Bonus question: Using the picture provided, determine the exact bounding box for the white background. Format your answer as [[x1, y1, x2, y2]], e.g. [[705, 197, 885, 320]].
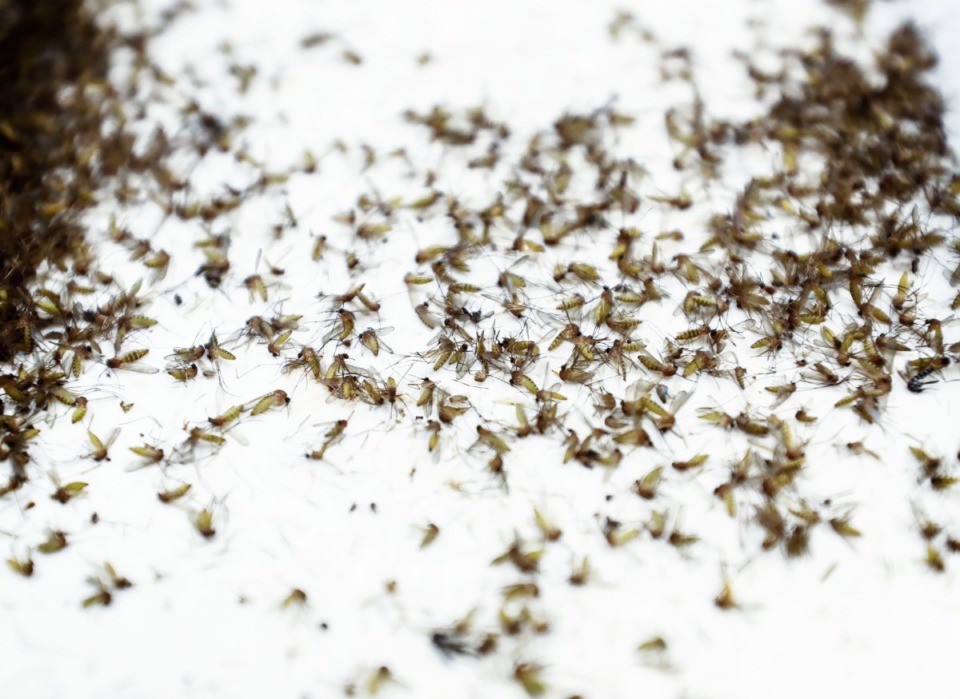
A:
[[2, 1, 960, 698]]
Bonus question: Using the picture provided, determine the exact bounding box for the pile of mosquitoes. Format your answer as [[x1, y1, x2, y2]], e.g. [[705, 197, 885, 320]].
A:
[[2, 0, 959, 695]]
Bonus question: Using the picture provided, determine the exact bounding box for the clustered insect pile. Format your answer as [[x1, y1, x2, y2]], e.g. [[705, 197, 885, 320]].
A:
[[1, 0, 958, 696]]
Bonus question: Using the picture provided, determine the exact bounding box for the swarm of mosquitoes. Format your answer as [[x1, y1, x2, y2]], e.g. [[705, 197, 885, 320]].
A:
[[2, 0, 959, 695]]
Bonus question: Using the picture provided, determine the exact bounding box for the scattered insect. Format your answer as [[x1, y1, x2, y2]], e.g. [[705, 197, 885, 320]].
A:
[[205, 332, 236, 363], [420, 523, 441, 548], [6, 556, 34, 577], [82, 562, 133, 607], [167, 363, 199, 382], [249, 390, 290, 416], [194, 508, 217, 538], [431, 630, 474, 658], [158, 483, 192, 504], [37, 531, 69, 555], [86, 428, 120, 462], [363, 665, 397, 695], [359, 327, 394, 356], [282, 588, 308, 608], [513, 662, 547, 697], [51, 478, 88, 504], [209, 404, 245, 429], [283, 346, 322, 380], [106, 349, 157, 373], [128, 443, 165, 468], [533, 509, 562, 542], [714, 579, 738, 610], [308, 419, 348, 461]]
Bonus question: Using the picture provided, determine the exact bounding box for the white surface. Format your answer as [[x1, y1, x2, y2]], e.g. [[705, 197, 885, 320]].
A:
[[2, 1, 960, 698]]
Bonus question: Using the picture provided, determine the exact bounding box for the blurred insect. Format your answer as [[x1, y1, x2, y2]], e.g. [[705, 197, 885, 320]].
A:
[[311, 234, 328, 261], [6, 556, 34, 577], [415, 302, 442, 330], [420, 523, 441, 549], [567, 556, 591, 587], [533, 509, 562, 541], [714, 579, 738, 610], [910, 445, 957, 491], [158, 483, 192, 504], [492, 536, 542, 573], [472, 426, 511, 454], [672, 453, 708, 472], [86, 428, 119, 462], [37, 531, 68, 554], [430, 628, 476, 657], [564, 429, 623, 469], [764, 381, 797, 406], [194, 507, 217, 538], [634, 466, 664, 499], [926, 544, 946, 572], [734, 411, 770, 437], [423, 420, 442, 454], [602, 514, 640, 546], [637, 385, 690, 432], [243, 274, 269, 303], [128, 442, 165, 467], [82, 562, 133, 608], [50, 473, 88, 504], [613, 422, 652, 447], [404, 272, 433, 287], [308, 419, 348, 460], [143, 249, 170, 281]]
